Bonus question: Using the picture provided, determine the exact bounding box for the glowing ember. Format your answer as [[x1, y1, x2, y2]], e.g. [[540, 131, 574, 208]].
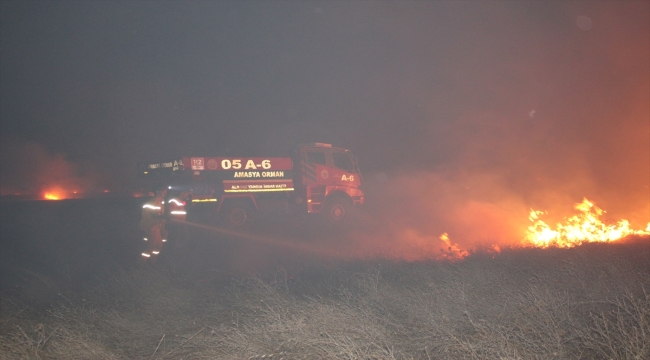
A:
[[526, 198, 650, 248]]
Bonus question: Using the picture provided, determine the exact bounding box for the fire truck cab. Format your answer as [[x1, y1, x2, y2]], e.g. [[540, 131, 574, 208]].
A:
[[138, 143, 364, 227]]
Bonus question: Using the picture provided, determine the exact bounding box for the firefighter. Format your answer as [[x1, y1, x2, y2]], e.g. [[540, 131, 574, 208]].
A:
[[165, 189, 191, 250], [139, 186, 168, 262], [165, 190, 188, 222]]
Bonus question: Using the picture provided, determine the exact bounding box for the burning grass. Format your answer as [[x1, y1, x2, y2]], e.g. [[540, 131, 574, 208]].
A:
[[1, 237, 649, 359], [526, 198, 650, 248]]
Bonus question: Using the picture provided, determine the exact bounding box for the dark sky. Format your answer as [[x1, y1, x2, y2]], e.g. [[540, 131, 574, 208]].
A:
[[1, 1, 648, 234]]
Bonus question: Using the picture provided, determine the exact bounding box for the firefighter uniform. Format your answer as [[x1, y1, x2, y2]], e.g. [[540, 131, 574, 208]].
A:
[[139, 189, 167, 261], [166, 193, 188, 222], [164, 192, 190, 250]]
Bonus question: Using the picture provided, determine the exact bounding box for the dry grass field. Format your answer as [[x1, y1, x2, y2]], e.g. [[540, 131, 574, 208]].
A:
[[1, 199, 648, 359], [2, 239, 649, 359]]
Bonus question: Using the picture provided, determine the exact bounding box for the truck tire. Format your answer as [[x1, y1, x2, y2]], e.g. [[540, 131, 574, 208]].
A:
[[323, 196, 352, 223], [221, 202, 254, 228]]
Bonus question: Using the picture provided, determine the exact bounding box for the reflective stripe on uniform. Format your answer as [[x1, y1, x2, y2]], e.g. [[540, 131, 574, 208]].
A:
[[141, 253, 151, 258]]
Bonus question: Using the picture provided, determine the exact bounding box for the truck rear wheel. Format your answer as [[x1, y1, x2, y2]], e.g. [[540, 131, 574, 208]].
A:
[[221, 202, 254, 228], [323, 196, 352, 223]]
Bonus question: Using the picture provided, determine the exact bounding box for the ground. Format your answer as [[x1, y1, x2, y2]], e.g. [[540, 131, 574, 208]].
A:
[[1, 198, 648, 359]]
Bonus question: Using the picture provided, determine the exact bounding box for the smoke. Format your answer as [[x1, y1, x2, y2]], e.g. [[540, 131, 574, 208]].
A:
[[336, 1, 650, 259], [0, 137, 105, 197], [333, 171, 527, 260]]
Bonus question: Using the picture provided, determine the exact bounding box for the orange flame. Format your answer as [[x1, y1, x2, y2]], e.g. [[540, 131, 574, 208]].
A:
[[42, 187, 68, 200], [439, 232, 470, 259], [44, 193, 61, 200], [525, 198, 650, 248]]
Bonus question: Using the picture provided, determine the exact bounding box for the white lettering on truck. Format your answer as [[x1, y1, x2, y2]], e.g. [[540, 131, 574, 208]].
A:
[[233, 171, 284, 178], [221, 159, 272, 170]]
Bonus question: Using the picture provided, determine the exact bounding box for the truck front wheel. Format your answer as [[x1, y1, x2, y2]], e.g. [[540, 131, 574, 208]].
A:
[[323, 196, 352, 223]]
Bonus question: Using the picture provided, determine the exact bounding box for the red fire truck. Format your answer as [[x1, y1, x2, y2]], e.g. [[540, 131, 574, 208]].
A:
[[138, 143, 364, 227]]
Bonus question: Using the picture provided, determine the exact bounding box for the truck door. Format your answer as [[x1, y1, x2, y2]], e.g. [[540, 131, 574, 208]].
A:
[[297, 144, 363, 213], [330, 150, 361, 187], [299, 149, 327, 213]]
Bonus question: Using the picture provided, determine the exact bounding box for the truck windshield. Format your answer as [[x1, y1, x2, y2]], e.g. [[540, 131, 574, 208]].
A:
[[332, 151, 358, 173]]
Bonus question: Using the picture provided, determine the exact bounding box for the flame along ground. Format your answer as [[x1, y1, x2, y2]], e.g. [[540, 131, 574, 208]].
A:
[[438, 198, 650, 258], [37, 191, 650, 258], [525, 198, 650, 248], [41, 188, 111, 200], [438, 232, 470, 259], [42, 188, 68, 200], [43, 193, 61, 200], [42, 188, 78, 200]]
